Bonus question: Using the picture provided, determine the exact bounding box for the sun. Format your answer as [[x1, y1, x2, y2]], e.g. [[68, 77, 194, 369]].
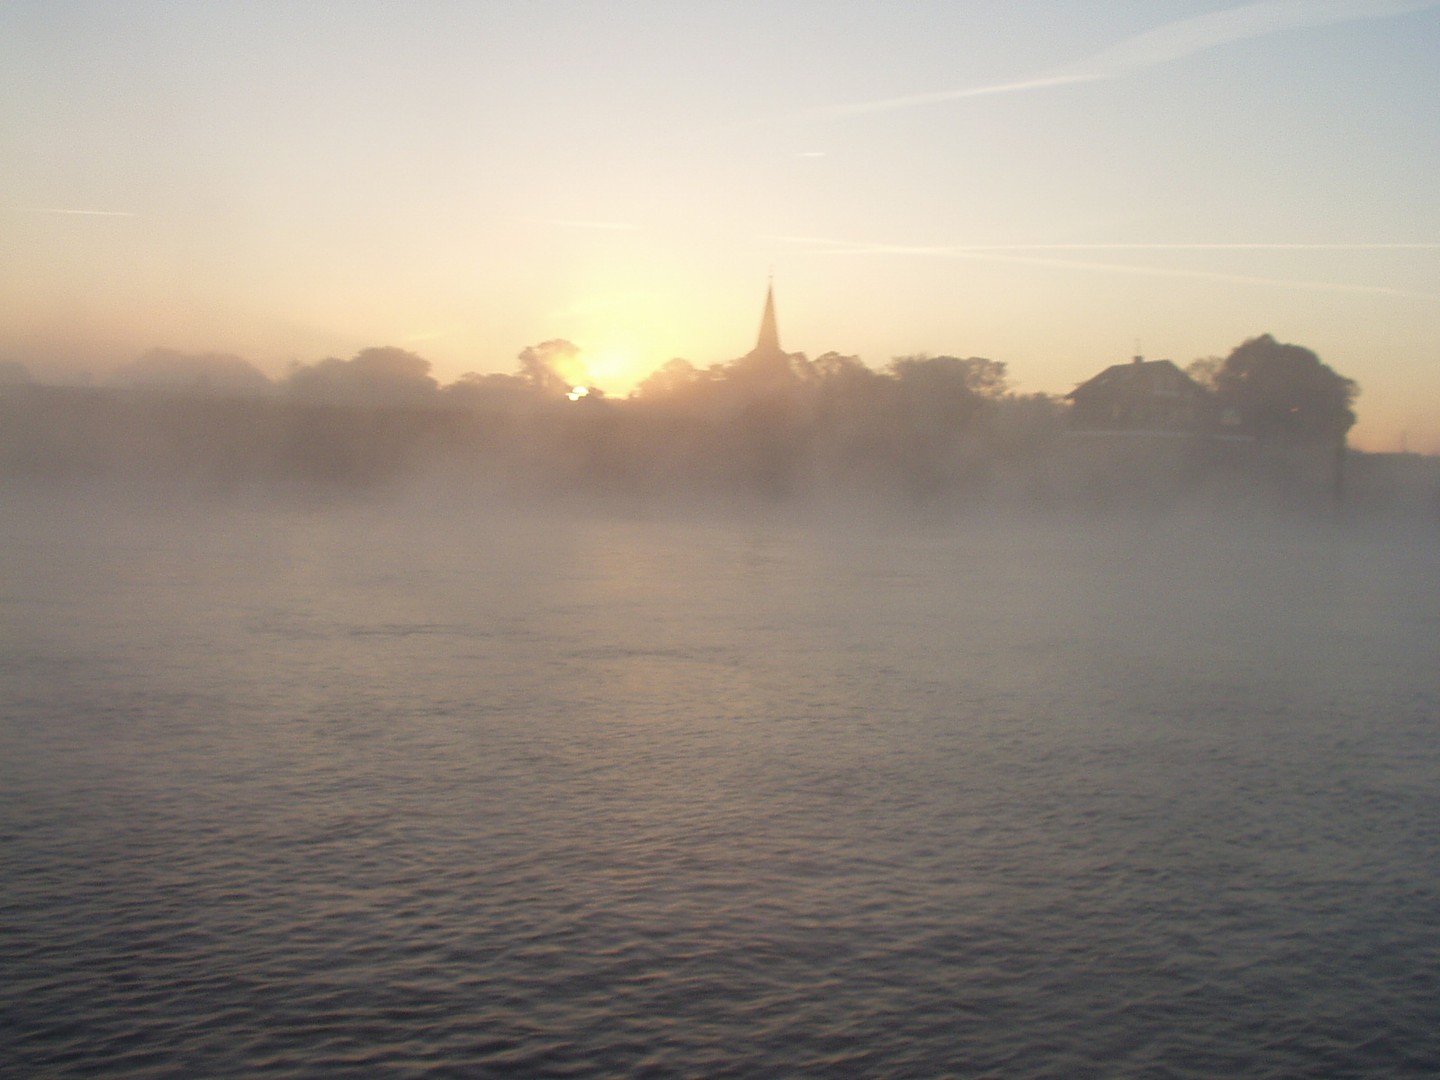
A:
[[578, 343, 653, 397]]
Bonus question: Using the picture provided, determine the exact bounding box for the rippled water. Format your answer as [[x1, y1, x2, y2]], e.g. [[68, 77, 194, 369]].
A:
[[3, 490, 1439, 1077]]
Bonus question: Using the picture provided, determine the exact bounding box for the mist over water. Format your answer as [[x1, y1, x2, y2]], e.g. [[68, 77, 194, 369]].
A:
[[4, 486, 1439, 1077], [8, 1, 1440, 1067]]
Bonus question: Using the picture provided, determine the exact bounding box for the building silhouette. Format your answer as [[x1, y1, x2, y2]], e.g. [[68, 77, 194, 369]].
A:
[[753, 279, 782, 359], [729, 280, 798, 392], [1067, 355, 1214, 434]]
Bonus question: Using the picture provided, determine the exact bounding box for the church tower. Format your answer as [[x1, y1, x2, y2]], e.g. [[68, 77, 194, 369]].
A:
[[738, 278, 790, 370], [733, 279, 793, 387], [755, 279, 782, 357]]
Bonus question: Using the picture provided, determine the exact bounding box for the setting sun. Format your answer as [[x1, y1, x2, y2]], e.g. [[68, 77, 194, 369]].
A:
[[572, 342, 653, 398]]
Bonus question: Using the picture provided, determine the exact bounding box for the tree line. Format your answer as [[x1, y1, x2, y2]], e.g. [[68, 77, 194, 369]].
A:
[[0, 334, 1374, 507]]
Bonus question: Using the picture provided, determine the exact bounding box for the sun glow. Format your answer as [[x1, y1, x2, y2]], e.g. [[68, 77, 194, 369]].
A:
[[566, 385, 590, 401], [550, 286, 697, 397], [577, 343, 653, 397]]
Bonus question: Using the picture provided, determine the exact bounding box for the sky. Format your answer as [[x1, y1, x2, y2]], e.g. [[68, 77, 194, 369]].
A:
[[3, 0, 1438, 451]]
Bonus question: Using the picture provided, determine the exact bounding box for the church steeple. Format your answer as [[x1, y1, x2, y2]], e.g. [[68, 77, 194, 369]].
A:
[[755, 279, 781, 356]]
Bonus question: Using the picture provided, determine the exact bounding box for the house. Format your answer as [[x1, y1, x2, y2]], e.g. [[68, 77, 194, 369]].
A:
[[1066, 356, 1214, 434]]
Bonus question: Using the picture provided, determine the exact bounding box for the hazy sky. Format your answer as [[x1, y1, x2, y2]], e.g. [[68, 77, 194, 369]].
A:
[[4, 0, 1438, 449]]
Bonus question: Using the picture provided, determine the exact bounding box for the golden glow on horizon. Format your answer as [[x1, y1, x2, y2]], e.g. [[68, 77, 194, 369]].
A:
[[4, 4, 1440, 452], [578, 344, 648, 396]]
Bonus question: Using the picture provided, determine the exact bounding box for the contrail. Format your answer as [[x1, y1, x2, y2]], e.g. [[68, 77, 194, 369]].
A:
[[776, 234, 1434, 298], [780, 239, 1440, 252], [545, 219, 639, 231], [18, 207, 137, 217], [798, 0, 1440, 118]]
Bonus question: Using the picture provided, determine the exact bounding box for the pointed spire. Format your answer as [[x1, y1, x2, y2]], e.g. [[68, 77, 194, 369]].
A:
[[755, 278, 781, 356]]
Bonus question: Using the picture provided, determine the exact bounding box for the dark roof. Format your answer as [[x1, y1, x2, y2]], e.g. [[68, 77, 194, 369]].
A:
[[1067, 358, 1205, 401]]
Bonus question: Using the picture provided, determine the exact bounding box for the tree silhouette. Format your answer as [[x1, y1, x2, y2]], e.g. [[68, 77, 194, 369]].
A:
[[443, 371, 532, 411], [1213, 335, 1357, 444], [113, 349, 273, 396], [0, 358, 35, 385], [633, 358, 708, 404], [287, 346, 438, 406], [517, 339, 585, 398], [888, 355, 1007, 429]]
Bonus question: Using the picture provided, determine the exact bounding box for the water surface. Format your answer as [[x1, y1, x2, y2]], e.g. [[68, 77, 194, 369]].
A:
[[3, 492, 1438, 1077]]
